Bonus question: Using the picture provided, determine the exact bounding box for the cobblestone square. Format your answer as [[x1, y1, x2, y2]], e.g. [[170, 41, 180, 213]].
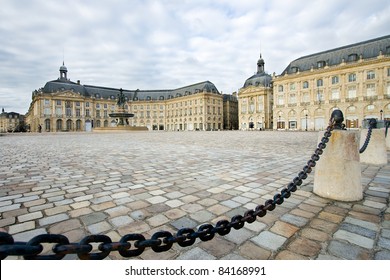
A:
[[0, 131, 389, 260]]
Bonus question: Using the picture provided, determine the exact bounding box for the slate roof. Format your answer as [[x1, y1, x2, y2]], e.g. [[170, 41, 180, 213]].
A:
[[281, 34, 390, 75], [39, 67, 220, 101]]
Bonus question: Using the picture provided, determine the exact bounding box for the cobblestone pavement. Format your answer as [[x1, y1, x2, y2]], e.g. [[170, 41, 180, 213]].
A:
[[0, 131, 389, 260]]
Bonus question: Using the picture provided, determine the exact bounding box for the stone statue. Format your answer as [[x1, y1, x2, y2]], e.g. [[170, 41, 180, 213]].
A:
[[117, 88, 126, 109]]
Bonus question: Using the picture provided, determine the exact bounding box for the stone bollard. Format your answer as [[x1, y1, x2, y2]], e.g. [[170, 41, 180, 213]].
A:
[[360, 129, 388, 165], [385, 128, 390, 151], [313, 110, 362, 201]]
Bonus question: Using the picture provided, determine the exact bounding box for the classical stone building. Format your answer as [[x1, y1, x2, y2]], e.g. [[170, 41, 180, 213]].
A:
[[238, 54, 273, 130], [25, 63, 226, 132], [222, 93, 238, 130], [272, 35, 390, 130], [0, 108, 25, 133]]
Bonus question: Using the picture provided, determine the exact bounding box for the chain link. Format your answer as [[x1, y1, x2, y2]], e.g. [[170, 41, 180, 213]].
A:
[[359, 119, 376, 153], [0, 122, 335, 260]]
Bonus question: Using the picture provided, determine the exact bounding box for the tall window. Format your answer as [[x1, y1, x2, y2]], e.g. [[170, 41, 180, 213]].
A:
[[278, 85, 284, 92], [348, 73, 356, 82], [258, 96, 264, 111], [332, 76, 339, 84], [331, 89, 340, 100], [303, 81, 309, 89], [366, 70, 375, 80], [289, 94, 296, 104], [366, 84, 376, 97], [348, 86, 357, 99], [302, 92, 310, 103], [277, 94, 284, 105], [317, 79, 323, 87]]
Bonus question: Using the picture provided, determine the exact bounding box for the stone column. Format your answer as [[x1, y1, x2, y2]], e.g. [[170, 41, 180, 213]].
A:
[[360, 129, 388, 165], [313, 130, 362, 201]]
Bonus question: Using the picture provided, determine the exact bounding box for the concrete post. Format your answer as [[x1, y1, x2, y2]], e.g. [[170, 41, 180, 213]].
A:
[[360, 129, 388, 165], [313, 130, 362, 201]]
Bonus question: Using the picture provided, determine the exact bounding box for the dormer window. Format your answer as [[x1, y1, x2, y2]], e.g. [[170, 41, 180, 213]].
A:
[[348, 54, 358, 62], [291, 66, 299, 73], [317, 61, 326, 68]]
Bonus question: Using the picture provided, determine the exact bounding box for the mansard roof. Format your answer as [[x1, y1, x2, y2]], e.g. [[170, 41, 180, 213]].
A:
[[41, 76, 220, 101], [281, 34, 390, 75]]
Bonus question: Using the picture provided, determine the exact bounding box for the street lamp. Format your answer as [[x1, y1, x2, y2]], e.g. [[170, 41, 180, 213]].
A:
[[305, 114, 308, 131], [380, 110, 383, 120]]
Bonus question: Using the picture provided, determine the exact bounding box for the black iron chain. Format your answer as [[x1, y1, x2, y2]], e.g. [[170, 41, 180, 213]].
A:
[[0, 122, 335, 260], [359, 119, 376, 153]]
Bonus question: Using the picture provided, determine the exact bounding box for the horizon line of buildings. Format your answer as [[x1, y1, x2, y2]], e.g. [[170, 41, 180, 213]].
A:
[[1, 34, 389, 133]]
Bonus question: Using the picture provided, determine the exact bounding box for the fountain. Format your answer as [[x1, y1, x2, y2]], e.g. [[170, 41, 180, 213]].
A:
[[93, 88, 148, 132]]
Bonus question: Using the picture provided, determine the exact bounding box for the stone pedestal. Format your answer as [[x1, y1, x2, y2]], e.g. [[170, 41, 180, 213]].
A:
[[360, 129, 388, 165], [313, 130, 362, 201]]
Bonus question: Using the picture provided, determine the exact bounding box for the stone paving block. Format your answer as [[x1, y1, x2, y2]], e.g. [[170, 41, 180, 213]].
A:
[[164, 208, 186, 220], [280, 213, 309, 227], [18, 211, 43, 223], [334, 229, 375, 249], [378, 237, 390, 250], [199, 237, 235, 258], [251, 231, 287, 251], [339, 223, 377, 239], [270, 221, 299, 238], [374, 250, 390, 260], [88, 221, 112, 234], [49, 219, 82, 234], [13, 228, 47, 242], [80, 212, 107, 226], [275, 250, 309, 260], [0, 204, 21, 213], [110, 215, 134, 227], [39, 213, 69, 227], [224, 227, 254, 245], [147, 214, 169, 227], [177, 247, 216, 260], [328, 240, 370, 260], [171, 217, 198, 230], [317, 211, 344, 223], [44, 205, 71, 216], [238, 242, 271, 259], [344, 217, 379, 231], [118, 221, 150, 235], [8, 221, 35, 234], [165, 199, 185, 208], [287, 237, 322, 257], [189, 210, 215, 223]]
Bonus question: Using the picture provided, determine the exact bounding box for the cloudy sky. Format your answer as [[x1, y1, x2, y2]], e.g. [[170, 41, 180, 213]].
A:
[[1, 0, 389, 113]]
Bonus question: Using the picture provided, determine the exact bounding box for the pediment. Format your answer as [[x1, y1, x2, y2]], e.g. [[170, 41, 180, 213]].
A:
[[52, 91, 83, 99]]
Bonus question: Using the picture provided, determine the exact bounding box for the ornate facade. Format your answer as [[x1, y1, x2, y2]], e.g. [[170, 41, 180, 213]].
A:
[[238, 55, 273, 130], [272, 35, 390, 130], [25, 64, 225, 132], [0, 108, 24, 133], [222, 93, 238, 130]]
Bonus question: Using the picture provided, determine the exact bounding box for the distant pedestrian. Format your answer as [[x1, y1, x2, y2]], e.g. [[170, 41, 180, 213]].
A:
[[38, 124, 42, 133]]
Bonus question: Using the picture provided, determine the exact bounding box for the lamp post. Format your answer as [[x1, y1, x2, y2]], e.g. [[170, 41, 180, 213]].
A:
[[305, 114, 308, 131]]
